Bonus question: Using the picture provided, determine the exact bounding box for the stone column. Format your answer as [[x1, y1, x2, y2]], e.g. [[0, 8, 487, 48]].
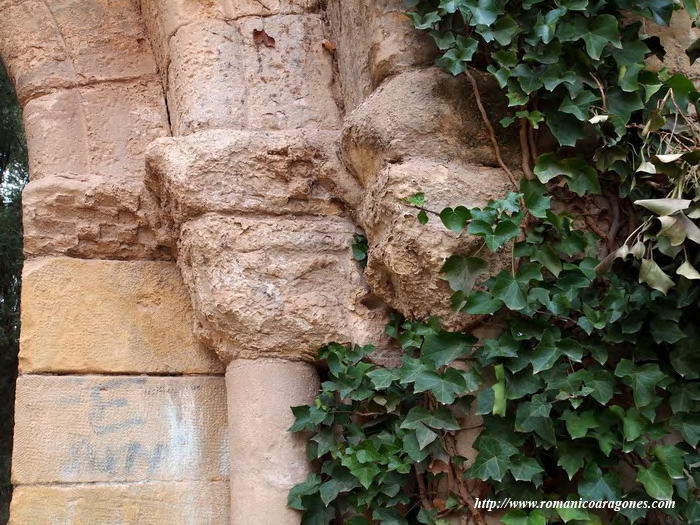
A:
[[226, 359, 320, 525], [139, 2, 388, 522]]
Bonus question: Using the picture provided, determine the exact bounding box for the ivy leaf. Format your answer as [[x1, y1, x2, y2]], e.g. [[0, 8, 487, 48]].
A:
[[440, 206, 471, 232], [468, 435, 519, 482], [401, 406, 460, 431], [534, 154, 597, 187], [559, 90, 599, 121], [520, 178, 551, 218], [462, 291, 504, 314], [557, 507, 592, 523], [288, 473, 322, 510], [608, 88, 644, 123], [515, 394, 555, 444], [654, 445, 685, 479], [582, 15, 622, 60], [562, 409, 598, 439], [405, 193, 425, 206], [557, 442, 588, 479], [578, 463, 621, 500], [422, 332, 476, 367], [459, 0, 504, 26], [670, 413, 700, 447], [492, 271, 528, 310], [637, 462, 674, 500], [670, 339, 700, 379], [441, 255, 488, 294], [639, 259, 675, 295], [614, 359, 668, 408], [509, 456, 544, 484], [367, 368, 398, 390], [646, 0, 675, 25], [635, 198, 691, 215], [580, 368, 615, 404], [491, 15, 520, 45], [530, 328, 561, 373], [650, 318, 686, 344]]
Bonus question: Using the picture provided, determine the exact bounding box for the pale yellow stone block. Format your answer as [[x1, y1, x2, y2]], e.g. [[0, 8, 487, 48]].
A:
[[19, 257, 222, 374], [10, 481, 229, 525], [12, 375, 229, 484]]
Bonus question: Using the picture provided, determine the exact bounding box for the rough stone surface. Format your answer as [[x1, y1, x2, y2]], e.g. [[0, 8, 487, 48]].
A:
[[226, 359, 318, 525], [20, 257, 223, 375], [645, 11, 700, 80], [178, 214, 389, 362], [360, 159, 513, 327], [146, 129, 344, 225], [139, 0, 320, 72], [22, 177, 173, 260], [23, 79, 169, 181], [0, 0, 157, 103], [164, 15, 340, 134], [13, 375, 228, 484], [327, 0, 435, 112], [19, 76, 173, 260], [339, 68, 517, 325], [166, 19, 247, 135], [9, 481, 230, 525]]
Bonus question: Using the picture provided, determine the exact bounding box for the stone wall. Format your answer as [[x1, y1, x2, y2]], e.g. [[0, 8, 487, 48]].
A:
[[0, 0, 697, 523], [0, 1, 229, 522]]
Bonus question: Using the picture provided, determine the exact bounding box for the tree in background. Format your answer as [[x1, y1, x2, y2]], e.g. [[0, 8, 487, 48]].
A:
[[0, 61, 27, 523]]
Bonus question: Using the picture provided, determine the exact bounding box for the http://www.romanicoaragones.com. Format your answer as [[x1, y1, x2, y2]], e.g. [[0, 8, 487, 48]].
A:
[[475, 498, 675, 512]]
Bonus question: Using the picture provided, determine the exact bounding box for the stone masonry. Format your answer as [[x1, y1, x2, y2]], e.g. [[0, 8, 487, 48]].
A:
[[0, 0, 696, 523]]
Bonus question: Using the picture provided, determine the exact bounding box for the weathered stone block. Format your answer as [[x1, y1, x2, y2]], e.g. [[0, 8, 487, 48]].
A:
[[23, 79, 169, 181], [0, 0, 157, 103], [236, 14, 340, 130], [9, 481, 229, 525], [360, 159, 512, 328], [12, 375, 228, 484], [20, 257, 221, 374], [146, 129, 343, 225], [164, 14, 339, 133], [219, 0, 318, 19], [338, 68, 517, 327], [177, 214, 388, 362], [22, 177, 173, 260], [327, 0, 435, 111], [166, 19, 247, 135]]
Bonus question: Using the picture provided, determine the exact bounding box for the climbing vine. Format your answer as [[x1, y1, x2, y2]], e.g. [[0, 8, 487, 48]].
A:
[[289, 0, 700, 523]]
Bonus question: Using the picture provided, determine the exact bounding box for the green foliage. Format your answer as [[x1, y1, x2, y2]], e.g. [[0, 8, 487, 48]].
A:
[[289, 0, 700, 523], [0, 61, 26, 522]]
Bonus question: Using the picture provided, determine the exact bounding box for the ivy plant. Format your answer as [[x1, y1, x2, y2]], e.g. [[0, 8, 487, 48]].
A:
[[288, 0, 700, 523]]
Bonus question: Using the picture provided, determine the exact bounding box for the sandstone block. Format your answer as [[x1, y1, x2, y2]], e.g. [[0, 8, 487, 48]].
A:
[[226, 359, 318, 525], [340, 68, 518, 190], [236, 14, 340, 130], [337, 68, 518, 326], [360, 159, 512, 328], [20, 257, 222, 374], [23, 78, 169, 181], [164, 14, 339, 133], [0, 0, 157, 103], [13, 375, 228, 484], [177, 214, 388, 362], [327, 0, 435, 111], [166, 20, 247, 135], [219, 0, 318, 19], [146, 129, 343, 225], [22, 176, 173, 260], [9, 481, 229, 525]]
